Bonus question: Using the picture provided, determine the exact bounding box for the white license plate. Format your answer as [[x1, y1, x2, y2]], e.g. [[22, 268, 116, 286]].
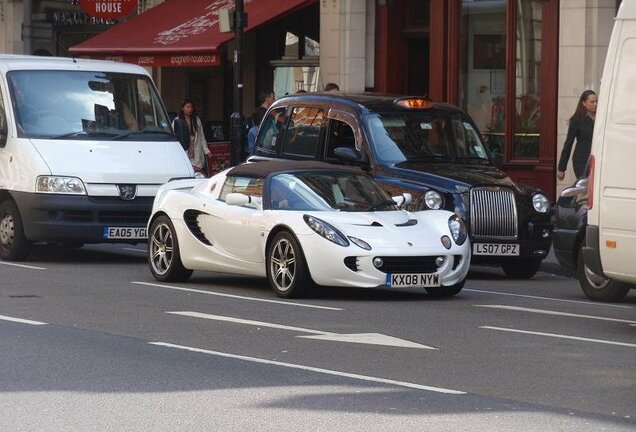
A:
[[103, 227, 147, 240], [387, 273, 440, 288], [473, 243, 519, 256]]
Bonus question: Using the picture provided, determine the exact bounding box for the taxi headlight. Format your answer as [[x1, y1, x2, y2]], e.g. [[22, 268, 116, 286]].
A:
[[448, 214, 467, 245], [36, 176, 86, 195], [532, 193, 550, 213], [303, 215, 349, 247], [424, 190, 443, 210]]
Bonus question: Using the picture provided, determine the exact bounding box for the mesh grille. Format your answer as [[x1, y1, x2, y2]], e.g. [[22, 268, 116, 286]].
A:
[[470, 187, 518, 240]]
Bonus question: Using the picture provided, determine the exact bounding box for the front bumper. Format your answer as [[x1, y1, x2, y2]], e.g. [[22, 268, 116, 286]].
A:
[[552, 227, 582, 271], [12, 191, 152, 243]]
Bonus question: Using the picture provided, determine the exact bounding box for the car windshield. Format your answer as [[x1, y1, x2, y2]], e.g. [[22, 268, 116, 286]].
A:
[[7, 70, 173, 140], [364, 110, 491, 165], [269, 171, 396, 212]]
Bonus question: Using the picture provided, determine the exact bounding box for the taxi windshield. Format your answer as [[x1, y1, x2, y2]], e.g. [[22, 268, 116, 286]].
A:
[[365, 111, 491, 165], [7, 70, 173, 140], [269, 171, 396, 212]]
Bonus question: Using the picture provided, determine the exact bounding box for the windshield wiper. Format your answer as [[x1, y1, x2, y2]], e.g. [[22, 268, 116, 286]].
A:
[[365, 199, 396, 212], [50, 131, 119, 139], [454, 156, 491, 164], [112, 130, 175, 140]]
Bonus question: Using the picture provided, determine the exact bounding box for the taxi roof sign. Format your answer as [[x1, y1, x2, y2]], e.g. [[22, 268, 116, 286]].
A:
[[394, 97, 433, 109]]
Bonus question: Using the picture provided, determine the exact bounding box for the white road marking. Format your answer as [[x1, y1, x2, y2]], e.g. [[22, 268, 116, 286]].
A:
[[465, 288, 633, 309], [0, 314, 47, 325], [123, 247, 146, 253], [480, 326, 636, 348], [149, 341, 463, 393], [0, 261, 46, 270], [167, 311, 436, 349], [132, 281, 343, 311], [475, 305, 636, 324]]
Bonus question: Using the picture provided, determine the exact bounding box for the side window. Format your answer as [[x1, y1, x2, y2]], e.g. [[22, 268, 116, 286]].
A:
[[219, 176, 263, 201], [611, 37, 636, 125], [254, 107, 287, 155], [325, 119, 356, 160], [281, 107, 326, 157]]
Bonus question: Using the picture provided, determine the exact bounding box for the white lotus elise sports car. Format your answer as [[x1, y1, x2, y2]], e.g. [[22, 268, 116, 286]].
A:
[[147, 161, 470, 298]]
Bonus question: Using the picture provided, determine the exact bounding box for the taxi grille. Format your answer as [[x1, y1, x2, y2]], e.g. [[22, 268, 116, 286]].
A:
[[470, 187, 518, 240], [376, 256, 438, 274]]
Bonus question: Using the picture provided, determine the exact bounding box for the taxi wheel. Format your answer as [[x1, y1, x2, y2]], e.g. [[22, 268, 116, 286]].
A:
[[148, 215, 192, 282], [577, 245, 630, 302], [0, 200, 31, 261], [501, 259, 541, 279], [425, 280, 465, 297], [267, 231, 313, 298]]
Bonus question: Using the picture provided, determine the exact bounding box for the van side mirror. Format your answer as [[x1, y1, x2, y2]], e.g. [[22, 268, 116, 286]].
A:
[[0, 106, 8, 148], [334, 146, 363, 164]]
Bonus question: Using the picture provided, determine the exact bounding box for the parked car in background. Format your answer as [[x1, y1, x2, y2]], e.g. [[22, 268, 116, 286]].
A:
[[147, 161, 471, 298], [249, 93, 552, 279], [581, 0, 636, 301]]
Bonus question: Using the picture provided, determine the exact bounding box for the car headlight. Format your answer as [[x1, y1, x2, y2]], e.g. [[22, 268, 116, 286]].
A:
[[532, 193, 550, 213], [303, 215, 349, 247], [36, 176, 86, 195], [424, 190, 443, 210], [448, 214, 467, 245]]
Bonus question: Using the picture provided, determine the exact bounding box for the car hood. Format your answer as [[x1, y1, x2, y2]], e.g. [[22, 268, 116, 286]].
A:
[[31, 138, 193, 183], [383, 162, 520, 194], [314, 209, 451, 249]]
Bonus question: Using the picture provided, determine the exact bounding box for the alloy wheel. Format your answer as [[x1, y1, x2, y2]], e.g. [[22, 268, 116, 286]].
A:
[[149, 222, 174, 276], [269, 238, 297, 293]]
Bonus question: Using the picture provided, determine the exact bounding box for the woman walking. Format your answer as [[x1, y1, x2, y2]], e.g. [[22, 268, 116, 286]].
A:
[[557, 90, 598, 180]]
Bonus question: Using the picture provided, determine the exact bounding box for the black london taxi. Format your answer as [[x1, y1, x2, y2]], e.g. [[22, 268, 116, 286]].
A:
[[249, 93, 552, 279]]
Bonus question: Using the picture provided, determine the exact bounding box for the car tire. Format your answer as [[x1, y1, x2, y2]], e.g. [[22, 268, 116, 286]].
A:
[[425, 279, 465, 297], [0, 200, 32, 261], [577, 244, 630, 302], [501, 259, 542, 279], [148, 215, 193, 282], [267, 231, 313, 298]]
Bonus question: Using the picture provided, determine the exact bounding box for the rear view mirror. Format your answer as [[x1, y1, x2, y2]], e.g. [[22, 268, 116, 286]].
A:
[[334, 146, 363, 163], [0, 105, 7, 147], [226, 193, 261, 208]]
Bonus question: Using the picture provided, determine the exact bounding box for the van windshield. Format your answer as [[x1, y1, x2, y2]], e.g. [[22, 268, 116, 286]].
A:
[[7, 70, 173, 140], [364, 111, 491, 166]]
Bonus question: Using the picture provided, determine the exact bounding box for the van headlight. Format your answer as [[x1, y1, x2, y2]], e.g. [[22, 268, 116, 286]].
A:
[[448, 214, 467, 245], [303, 215, 349, 247], [424, 190, 443, 209], [36, 176, 86, 195], [532, 193, 550, 213]]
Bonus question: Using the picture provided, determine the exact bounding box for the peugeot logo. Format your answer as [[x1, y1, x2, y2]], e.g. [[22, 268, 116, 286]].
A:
[[407, 242, 413, 247], [117, 184, 137, 200]]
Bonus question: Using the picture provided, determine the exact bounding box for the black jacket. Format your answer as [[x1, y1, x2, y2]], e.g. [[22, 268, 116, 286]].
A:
[[172, 117, 190, 151], [558, 115, 594, 177]]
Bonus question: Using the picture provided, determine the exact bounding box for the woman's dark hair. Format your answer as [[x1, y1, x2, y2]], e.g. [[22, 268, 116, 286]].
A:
[[570, 90, 597, 121], [178, 98, 198, 131]]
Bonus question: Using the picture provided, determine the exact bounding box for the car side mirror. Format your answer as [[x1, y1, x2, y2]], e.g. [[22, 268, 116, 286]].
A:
[[226, 193, 253, 206], [0, 105, 7, 148], [392, 193, 412, 208], [334, 146, 363, 164]]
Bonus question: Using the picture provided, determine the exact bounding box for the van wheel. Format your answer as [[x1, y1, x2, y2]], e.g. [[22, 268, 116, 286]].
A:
[[577, 245, 630, 302], [0, 200, 31, 261], [425, 279, 465, 297], [148, 216, 192, 282], [501, 259, 541, 279]]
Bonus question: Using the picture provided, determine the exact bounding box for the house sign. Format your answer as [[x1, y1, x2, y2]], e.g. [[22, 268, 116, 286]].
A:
[[79, 0, 137, 20]]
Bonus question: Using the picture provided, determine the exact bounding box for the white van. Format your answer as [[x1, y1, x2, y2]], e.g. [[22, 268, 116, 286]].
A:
[[582, 0, 636, 301], [0, 55, 194, 261]]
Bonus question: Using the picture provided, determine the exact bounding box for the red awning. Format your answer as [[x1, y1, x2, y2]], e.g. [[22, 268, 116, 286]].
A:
[[70, 0, 315, 67]]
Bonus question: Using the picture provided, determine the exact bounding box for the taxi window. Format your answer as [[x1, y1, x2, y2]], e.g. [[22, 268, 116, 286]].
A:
[[326, 120, 356, 159], [254, 107, 287, 154], [281, 106, 326, 157]]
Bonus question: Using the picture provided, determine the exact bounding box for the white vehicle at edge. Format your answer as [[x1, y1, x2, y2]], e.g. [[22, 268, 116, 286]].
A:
[[147, 160, 470, 298]]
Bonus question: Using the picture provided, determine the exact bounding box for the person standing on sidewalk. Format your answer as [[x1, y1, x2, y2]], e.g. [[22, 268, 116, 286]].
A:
[[174, 99, 210, 175], [557, 90, 597, 180]]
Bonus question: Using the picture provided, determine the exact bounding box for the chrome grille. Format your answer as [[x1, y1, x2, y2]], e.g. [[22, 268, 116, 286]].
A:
[[470, 187, 518, 240]]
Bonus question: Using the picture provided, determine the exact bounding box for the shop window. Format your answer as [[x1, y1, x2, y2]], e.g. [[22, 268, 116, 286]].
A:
[[282, 106, 325, 157]]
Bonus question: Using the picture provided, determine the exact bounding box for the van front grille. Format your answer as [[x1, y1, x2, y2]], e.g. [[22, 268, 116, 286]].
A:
[[469, 187, 518, 240]]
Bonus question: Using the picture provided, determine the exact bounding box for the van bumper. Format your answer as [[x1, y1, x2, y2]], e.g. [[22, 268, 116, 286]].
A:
[[12, 191, 152, 244]]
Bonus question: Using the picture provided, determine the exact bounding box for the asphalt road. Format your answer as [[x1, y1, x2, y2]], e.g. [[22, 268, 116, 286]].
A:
[[0, 243, 634, 432]]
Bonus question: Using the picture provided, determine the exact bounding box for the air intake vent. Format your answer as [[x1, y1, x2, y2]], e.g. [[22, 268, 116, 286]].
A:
[[183, 210, 212, 246], [469, 187, 518, 240]]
